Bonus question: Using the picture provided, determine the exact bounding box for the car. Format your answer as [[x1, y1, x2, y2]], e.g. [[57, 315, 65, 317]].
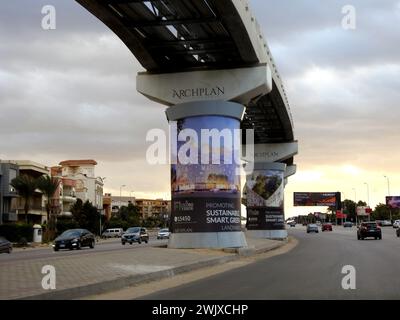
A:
[[393, 220, 400, 228], [121, 227, 149, 245], [53, 229, 96, 251], [289, 221, 296, 227], [0, 237, 12, 254], [157, 228, 171, 239], [357, 222, 382, 240], [381, 220, 392, 227], [397, 228, 400, 237], [302, 222, 308, 226], [343, 222, 353, 228], [307, 224, 319, 233], [322, 223, 333, 231], [101, 228, 124, 238]]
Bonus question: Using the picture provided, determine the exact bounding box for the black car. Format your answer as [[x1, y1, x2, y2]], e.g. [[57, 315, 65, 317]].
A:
[[396, 228, 400, 238], [54, 229, 96, 251], [0, 237, 12, 254], [121, 227, 149, 245], [357, 222, 382, 240]]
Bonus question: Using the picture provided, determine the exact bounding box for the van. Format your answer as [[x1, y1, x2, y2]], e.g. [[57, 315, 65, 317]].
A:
[[101, 228, 124, 238]]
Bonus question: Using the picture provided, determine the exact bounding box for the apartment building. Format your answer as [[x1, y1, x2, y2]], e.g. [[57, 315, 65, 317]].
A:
[[135, 198, 171, 219], [0, 161, 19, 224], [52, 160, 104, 215]]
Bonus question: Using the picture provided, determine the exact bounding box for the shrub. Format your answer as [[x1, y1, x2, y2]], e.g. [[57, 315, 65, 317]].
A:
[[0, 223, 33, 242]]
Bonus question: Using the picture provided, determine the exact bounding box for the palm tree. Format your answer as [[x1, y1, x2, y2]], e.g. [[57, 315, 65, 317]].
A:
[[10, 175, 38, 223], [37, 175, 60, 234]]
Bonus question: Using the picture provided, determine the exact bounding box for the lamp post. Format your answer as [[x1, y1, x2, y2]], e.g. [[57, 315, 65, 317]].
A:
[[384, 175, 390, 196], [120, 184, 126, 198], [384, 175, 392, 222], [352, 188, 357, 225], [364, 182, 370, 221]]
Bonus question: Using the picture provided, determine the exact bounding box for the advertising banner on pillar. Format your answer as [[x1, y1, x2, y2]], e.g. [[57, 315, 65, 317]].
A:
[[246, 169, 285, 230], [386, 196, 400, 209], [170, 115, 242, 233]]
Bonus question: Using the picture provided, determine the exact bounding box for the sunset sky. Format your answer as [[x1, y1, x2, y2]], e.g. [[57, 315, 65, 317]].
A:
[[1, 0, 399, 218]]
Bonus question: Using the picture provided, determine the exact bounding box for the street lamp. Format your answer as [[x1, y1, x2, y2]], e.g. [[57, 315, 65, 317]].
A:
[[120, 184, 126, 198], [384, 175, 392, 222], [364, 182, 370, 221], [384, 175, 390, 196], [352, 188, 357, 225]]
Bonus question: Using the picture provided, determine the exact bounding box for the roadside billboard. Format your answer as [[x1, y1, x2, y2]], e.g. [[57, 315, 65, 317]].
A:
[[386, 196, 400, 209], [293, 192, 341, 209], [356, 206, 372, 216]]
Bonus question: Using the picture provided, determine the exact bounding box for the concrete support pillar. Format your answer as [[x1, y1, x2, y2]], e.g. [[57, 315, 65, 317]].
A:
[[166, 101, 247, 248]]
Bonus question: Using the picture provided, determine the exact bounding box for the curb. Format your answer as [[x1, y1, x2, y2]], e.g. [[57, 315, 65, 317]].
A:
[[18, 239, 289, 300]]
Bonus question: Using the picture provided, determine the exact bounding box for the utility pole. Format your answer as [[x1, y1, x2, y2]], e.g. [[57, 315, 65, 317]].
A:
[[384, 175, 392, 223]]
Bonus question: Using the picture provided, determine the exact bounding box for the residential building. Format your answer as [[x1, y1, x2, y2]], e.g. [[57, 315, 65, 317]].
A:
[[102, 193, 112, 220], [135, 198, 171, 220], [10, 161, 50, 224], [0, 161, 19, 224], [104, 194, 136, 218], [52, 160, 104, 214]]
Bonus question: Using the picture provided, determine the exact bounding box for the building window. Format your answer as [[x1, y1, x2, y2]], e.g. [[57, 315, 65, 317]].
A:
[[9, 168, 17, 192]]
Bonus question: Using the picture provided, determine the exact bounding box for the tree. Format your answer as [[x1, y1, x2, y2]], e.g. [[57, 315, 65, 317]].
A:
[[10, 175, 38, 223], [37, 175, 60, 239], [70, 199, 100, 234], [371, 203, 391, 221]]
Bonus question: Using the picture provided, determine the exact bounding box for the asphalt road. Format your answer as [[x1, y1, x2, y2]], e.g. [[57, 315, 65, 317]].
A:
[[141, 226, 400, 299], [0, 238, 167, 263]]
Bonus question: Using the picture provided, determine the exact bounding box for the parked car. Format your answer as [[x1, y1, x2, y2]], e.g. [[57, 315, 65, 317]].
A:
[[157, 228, 171, 239], [101, 228, 124, 238], [121, 227, 149, 245], [289, 221, 296, 227], [357, 222, 382, 240], [322, 223, 333, 232], [381, 220, 392, 227], [53, 229, 96, 251], [307, 224, 319, 233], [343, 222, 353, 228], [0, 237, 12, 254], [397, 228, 400, 237], [393, 220, 400, 229]]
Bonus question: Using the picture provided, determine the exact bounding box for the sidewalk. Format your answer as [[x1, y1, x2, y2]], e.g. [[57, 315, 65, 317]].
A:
[[0, 234, 288, 300]]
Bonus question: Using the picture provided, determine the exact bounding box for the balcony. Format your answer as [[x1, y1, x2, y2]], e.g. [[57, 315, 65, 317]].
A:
[[62, 195, 77, 203]]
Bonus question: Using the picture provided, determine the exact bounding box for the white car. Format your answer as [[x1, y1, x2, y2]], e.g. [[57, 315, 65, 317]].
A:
[[157, 228, 170, 239], [393, 220, 400, 228]]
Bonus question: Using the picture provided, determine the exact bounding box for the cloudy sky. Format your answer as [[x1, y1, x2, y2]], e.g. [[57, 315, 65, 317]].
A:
[[1, 0, 399, 218]]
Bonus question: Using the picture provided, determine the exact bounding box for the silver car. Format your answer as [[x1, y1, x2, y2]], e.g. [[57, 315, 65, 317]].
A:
[[306, 224, 319, 233], [157, 228, 170, 239]]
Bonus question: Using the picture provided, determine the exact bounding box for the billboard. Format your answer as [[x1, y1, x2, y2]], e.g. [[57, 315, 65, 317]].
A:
[[246, 168, 285, 230], [356, 206, 372, 216], [386, 196, 400, 209], [170, 115, 242, 233], [293, 192, 341, 209]]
